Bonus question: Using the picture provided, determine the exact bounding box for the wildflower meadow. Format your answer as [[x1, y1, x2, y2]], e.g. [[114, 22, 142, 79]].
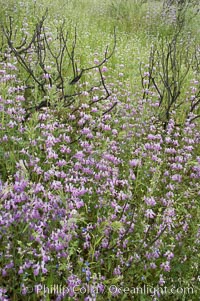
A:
[[0, 0, 200, 300]]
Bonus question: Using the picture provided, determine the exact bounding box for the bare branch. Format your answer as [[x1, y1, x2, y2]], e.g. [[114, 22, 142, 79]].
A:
[[69, 27, 116, 85]]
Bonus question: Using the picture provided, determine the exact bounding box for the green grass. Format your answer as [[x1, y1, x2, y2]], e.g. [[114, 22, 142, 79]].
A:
[[1, 0, 199, 93]]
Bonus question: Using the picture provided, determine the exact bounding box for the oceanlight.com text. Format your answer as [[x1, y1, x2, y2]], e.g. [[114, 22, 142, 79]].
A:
[[108, 284, 195, 296]]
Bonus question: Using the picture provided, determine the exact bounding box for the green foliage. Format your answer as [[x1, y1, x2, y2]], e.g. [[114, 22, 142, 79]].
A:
[[0, 1, 200, 301]]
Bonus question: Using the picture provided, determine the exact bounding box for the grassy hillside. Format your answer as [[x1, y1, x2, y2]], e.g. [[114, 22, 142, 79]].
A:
[[0, 0, 200, 300]]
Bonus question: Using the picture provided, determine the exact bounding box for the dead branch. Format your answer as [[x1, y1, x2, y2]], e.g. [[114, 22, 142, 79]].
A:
[[2, 12, 117, 124]]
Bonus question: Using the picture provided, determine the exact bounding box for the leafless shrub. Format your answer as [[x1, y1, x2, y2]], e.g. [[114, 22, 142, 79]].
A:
[[2, 10, 116, 121]]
